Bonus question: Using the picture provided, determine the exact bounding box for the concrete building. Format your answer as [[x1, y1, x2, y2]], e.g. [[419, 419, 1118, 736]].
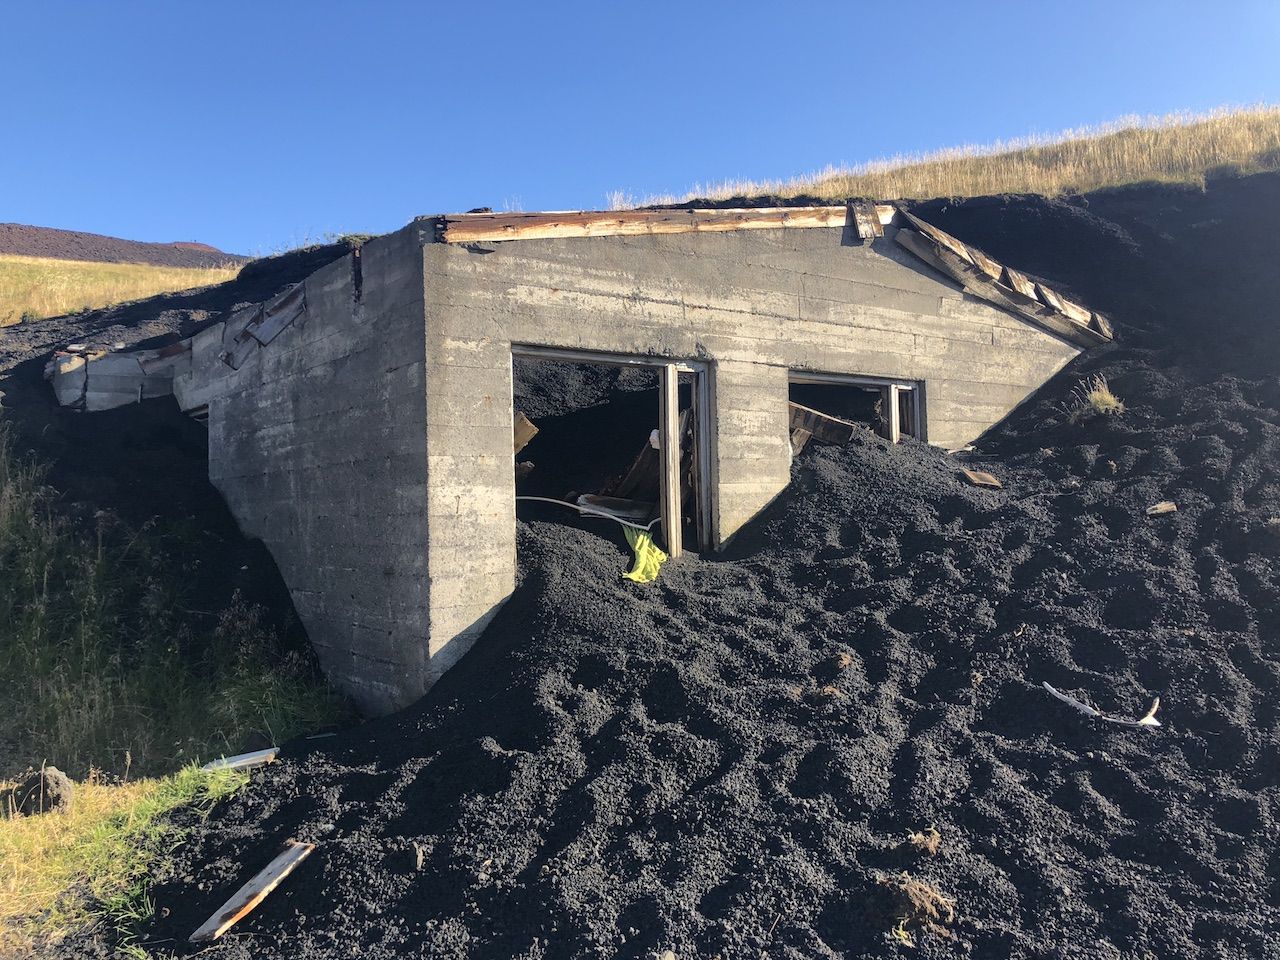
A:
[[47, 204, 1111, 713]]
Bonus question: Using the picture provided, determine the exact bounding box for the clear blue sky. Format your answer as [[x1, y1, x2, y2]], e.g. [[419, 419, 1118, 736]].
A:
[[4, 1, 1279, 255]]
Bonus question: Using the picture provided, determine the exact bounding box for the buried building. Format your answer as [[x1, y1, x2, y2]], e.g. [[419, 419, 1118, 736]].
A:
[[46, 204, 1111, 713]]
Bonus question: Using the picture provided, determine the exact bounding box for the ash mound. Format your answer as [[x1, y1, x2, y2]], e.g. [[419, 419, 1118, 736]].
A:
[[22, 173, 1280, 957], [144, 369, 1279, 956], [0, 222, 248, 269]]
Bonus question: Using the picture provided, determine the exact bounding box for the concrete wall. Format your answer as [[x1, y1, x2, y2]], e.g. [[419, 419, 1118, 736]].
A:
[[188, 225, 432, 713], [178, 221, 1080, 713], [418, 224, 1080, 699]]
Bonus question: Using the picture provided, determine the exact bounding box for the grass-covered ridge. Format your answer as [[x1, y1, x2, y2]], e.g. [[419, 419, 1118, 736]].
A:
[[616, 106, 1280, 206], [0, 253, 240, 326]]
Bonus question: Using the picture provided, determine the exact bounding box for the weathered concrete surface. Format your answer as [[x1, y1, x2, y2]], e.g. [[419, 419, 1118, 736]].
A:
[[176, 221, 1079, 713], [417, 224, 1079, 704], [189, 226, 431, 712]]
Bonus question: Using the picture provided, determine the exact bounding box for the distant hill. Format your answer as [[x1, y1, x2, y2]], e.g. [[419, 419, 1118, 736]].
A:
[[0, 223, 247, 269]]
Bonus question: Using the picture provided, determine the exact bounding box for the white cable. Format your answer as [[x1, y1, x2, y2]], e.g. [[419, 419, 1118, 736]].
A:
[[515, 495, 661, 532]]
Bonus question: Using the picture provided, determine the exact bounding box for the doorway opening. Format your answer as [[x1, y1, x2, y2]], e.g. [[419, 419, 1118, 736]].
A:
[[510, 347, 710, 556], [788, 372, 924, 447]]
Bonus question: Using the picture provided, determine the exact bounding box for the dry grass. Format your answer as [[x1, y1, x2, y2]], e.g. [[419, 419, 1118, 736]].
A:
[[880, 871, 957, 942], [1069, 374, 1125, 423], [0, 254, 240, 327], [0, 765, 245, 954], [906, 826, 942, 856], [611, 105, 1280, 208]]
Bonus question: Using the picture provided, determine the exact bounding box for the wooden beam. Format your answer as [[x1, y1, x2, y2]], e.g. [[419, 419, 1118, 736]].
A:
[[788, 402, 858, 445], [513, 412, 539, 455], [893, 229, 1109, 349], [440, 205, 897, 244], [887, 384, 902, 444], [657, 364, 683, 559], [189, 841, 315, 942]]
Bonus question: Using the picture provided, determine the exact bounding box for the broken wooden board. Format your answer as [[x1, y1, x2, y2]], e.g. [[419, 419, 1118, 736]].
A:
[[1003, 266, 1040, 302], [1146, 501, 1178, 516], [201, 747, 279, 772], [439, 205, 897, 244], [893, 228, 1110, 349], [788, 401, 858, 445], [849, 201, 885, 239], [513, 413, 539, 455], [790, 427, 813, 456], [960, 468, 1002, 489], [899, 210, 974, 264], [189, 840, 315, 943], [967, 245, 1004, 282]]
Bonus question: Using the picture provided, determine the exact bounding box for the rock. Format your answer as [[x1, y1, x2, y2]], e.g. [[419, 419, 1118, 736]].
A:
[[9, 766, 74, 816]]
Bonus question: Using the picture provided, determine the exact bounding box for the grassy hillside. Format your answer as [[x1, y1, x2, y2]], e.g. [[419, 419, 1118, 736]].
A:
[[0, 253, 240, 327], [618, 106, 1280, 206]]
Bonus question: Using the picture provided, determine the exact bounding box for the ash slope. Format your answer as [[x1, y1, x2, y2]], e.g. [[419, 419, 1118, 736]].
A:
[[137, 178, 1280, 958]]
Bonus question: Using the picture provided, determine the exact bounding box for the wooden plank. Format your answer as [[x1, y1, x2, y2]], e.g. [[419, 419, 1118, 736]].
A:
[[886, 384, 902, 444], [513, 412, 539, 455], [1090, 312, 1114, 339], [657, 364, 683, 559], [790, 427, 812, 456], [1003, 266, 1039, 301], [960, 468, 1002, 489], [189, 840, 315, 942], [1146, 500, 1178, 516], [967, 246, 1003, 282], [1056, 294, 1093, 326], [894, 229, 1108, 349], [788, 401, 858, 445], [609, 436, 659, 500], [899, 210, 974, 264], [440, 205, 894, 244], [1035, 283, 1065, 313], [201, 747, 279, 772], [850, 201, 885, 239]]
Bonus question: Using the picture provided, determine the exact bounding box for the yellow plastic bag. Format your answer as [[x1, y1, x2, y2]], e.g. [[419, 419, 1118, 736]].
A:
[[622, 527, 668, 583]]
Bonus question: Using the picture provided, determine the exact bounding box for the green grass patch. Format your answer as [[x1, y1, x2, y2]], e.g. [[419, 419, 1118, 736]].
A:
[[0, 422, 349, 779], [0, 765, 246, 955]]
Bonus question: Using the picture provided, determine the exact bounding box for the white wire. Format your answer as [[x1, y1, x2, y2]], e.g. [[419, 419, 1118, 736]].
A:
[[515, 495, 662, 532]]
